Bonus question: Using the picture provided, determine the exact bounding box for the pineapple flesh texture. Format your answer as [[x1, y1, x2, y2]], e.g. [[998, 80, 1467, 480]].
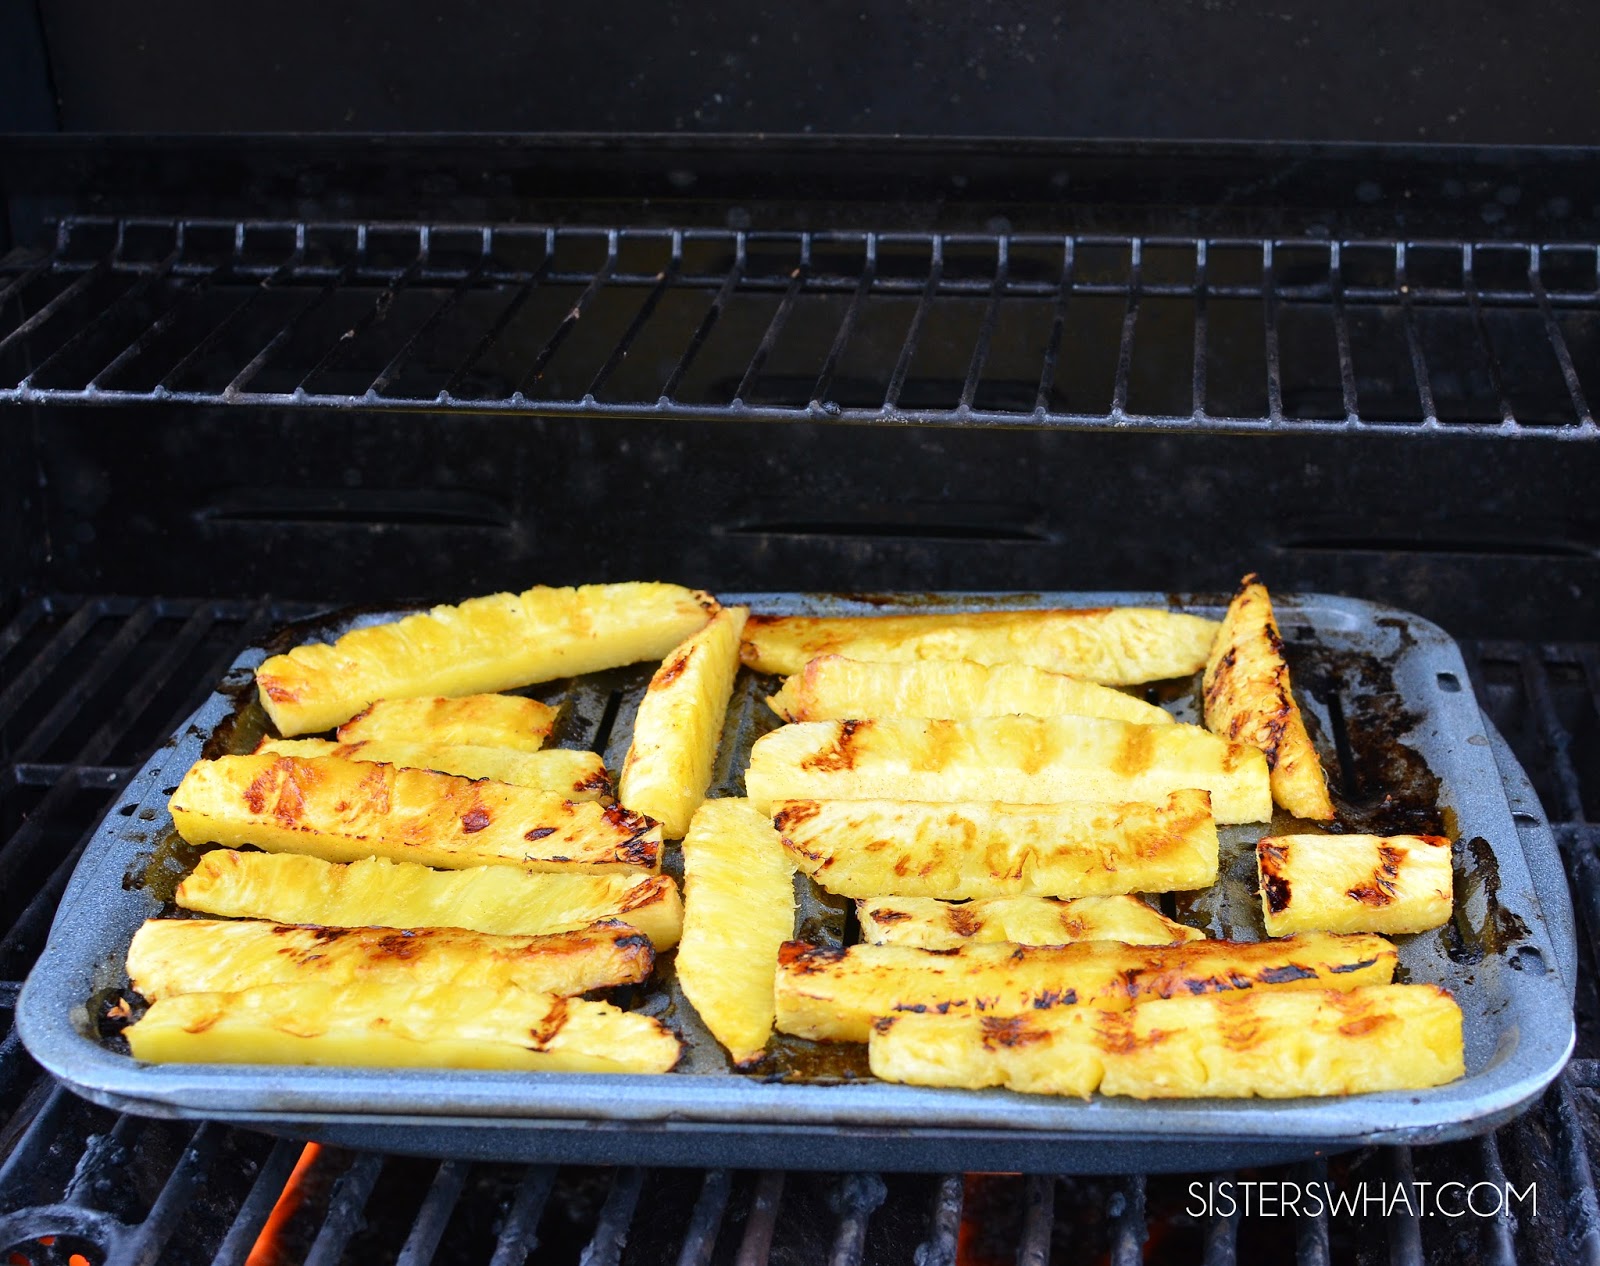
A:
[[766, 656, 1175, 726], [337, 693, 555, 752], [126, 979, 682, 1073], [869, 984, 1464, 1098], [857, 894, 1204, 950], [775, 932, 1396, 1043], [747, 715, 1270, 824], [256, 582, 714, 735], [776, 790, 1218, 899], [256, 738, 613, 802], [741, 606, 1220, 684], [169, 754, 661, 872], [676, 798, 797, 1065], [126, 918, 654, 1000], [619, 605, 749, 838], [1258, 834, 1454, 937], [1203, 575, 1335, 821], [178, 851, 683, 950]]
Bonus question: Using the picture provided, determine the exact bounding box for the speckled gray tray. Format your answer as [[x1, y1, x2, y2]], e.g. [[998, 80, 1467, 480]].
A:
[[16, 592, 1577, 1173]]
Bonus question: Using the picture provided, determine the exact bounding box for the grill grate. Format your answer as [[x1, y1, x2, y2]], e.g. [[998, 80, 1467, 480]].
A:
[[2, 219, 1598, 435], [3, 596, 1600, 1263]]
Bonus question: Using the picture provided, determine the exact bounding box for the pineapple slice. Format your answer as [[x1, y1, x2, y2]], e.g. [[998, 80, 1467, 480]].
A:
[[776, 790, 1218, 899], [127, 918, 653, 1000], [257, 737, 612, 801], [766, 656, 1175, 726], [869, 984, 1464, 1098], [676, 798, 797, 1065], [1258, 834, 1454, 936], [741, 606, 1220, 684], [774, 932, 1396, 1042], [619, 605, 749, 838], [256, 582, 714, 735], [178, 851, 683, 950], [337, 694, 556, 752], [126, 979, 682, 1073], [746, 715, 1270, 824], [169, 754, 660, 872], [857, 894, 1204, 950], [1203, 575, 1335, 821]]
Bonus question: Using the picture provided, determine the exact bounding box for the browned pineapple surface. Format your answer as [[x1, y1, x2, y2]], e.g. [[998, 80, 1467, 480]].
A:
[[337, 694, 556, 751], [1258, 834, 1453, 936], [256, 738, 612, 801], [857, 894, 1204, 949], [1203, 575, 1335, 820]]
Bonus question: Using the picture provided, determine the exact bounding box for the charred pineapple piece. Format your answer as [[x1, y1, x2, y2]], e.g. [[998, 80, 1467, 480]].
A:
[[336, 693, 556, 750], [256, 582, 715, 735], [1203, 575, 1335, 821], [676, 799, 797, 1064], [1257, 834, 1454, 936], [619, 605, 749, 838], [776, 790, 1217, 899], [775, 932, 1396, 1043], [766, 656, 1174, 726], [177, 851, 683, 949], [126, 980, 682, 1073], [869, 984, 1464, 1098], [169, 754, 660, 872], [747, 716, 1270, 824], [741, 606, 1219, 684], [257, 738, 613, 801], [127, 918, 653, 1000], [857, 894, 1204, 949]]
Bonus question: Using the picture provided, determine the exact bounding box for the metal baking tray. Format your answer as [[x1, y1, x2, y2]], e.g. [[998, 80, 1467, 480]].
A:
[[17, 591, 1578, 1173]]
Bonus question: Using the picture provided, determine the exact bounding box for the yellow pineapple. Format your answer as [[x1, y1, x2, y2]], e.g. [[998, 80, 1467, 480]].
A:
[[765, 655, 1175, 725], [1203, 575, 1335, 820], [745, 715, 1271, 824], [676, 799, 797, 1064], [126, 918, 654, 1000], [1257, 834, 1454, 936], [168, 754, 661, 872], [856, 894, 1204, 949], [869, 985, 1463, 1098], [336, 694, 556, 751], [125, 980, 682, 1073], [256, 582, 714, 735], [177, 851, 683, 949], [775, 790, 1218, 899], [741, 606, 1220, 684], [774, 932, 1395, 1043], [618, 605, 749, 838], [257, 737, 612, 801]]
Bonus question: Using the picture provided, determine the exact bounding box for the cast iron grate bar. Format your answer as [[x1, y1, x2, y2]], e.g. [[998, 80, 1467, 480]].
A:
[[5, 218, 1600, 435]]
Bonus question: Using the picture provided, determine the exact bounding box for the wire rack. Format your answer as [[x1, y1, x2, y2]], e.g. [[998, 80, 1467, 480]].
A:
[[2, 219, 1598, 435]]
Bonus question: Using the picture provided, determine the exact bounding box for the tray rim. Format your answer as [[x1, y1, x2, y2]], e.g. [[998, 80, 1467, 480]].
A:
[[15, 589, 1578, 1153]]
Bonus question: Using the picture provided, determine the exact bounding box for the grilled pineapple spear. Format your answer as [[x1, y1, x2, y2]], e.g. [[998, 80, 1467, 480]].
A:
[[337, 694, 555, 751], [766, 656, 1174, 726], [177, 851, 684, 949], [1258, 834, 1454, 936], [746, 715, 1271, 824], [619, 604, 748, 838], [256, 581, 714, 735], [869, 984, 1464, 1098], [1204, 575, 1335, 820], [676, 799, 796, 1065], [775, 932, 1396, 1043], [169, 754, 661, 872], [857, 895, 1203, 950], [776, 790, 1218, 899], [127, 918, 654, 1000], [257, 738, 613, 801], [126, 980, 682, 1073], [741, 606, 1220, 684]]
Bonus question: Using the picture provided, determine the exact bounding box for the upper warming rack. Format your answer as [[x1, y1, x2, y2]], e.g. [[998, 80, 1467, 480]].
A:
[[2, 217, 1597, 436]]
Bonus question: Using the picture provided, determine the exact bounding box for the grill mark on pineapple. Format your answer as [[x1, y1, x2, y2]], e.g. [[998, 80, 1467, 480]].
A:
[[1328, 957, 1379, 973], [529, 997, 570, 1047], [1338, 1013, 1392, 1038], [525, 827, 557, 841], [979, 1016, 1049, 1050], [461, 807, 492, 833], [801, 720, 871, 773], [1111, 725, 1156, 777], [772, 801, 823, 832], [243, 763, 282, 814], [619, 876, 670, 911], [575, 768, 614, 798], [1258, 841, 1293, 914], [1256, 963, 1318, 984], [654, 645, 696, 689], [779, 941, 845, 971], [865, 906, 911, 925], [1348, 845, 1405, 907]]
